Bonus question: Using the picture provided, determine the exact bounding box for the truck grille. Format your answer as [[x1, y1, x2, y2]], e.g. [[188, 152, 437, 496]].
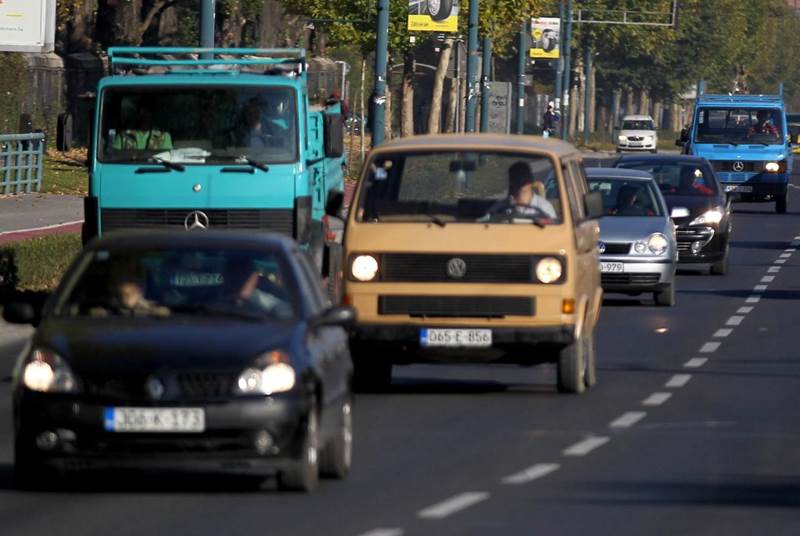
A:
[[378, 254, 561, 283], [711, 161, 761, 172], [601, 273, 660, 285], [101, 208, 294, 235], [379, 295, 535, 317]]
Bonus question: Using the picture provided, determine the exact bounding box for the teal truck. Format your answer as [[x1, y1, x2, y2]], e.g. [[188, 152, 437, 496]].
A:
[[678, 91, 793, 213], [78, 48, 346, 296]]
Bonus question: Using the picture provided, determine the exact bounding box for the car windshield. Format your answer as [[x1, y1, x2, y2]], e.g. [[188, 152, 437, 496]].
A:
[[695, 107, 784, 145], [55, 247, 296, 320], [617, 162, 718, 197], [588, 178, 664, 217], [98, 86, 298, 165], [621, 120, 654, 130], [356, 151, 563, 225]]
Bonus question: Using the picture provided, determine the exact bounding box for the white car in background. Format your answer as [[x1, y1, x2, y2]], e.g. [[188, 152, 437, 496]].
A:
[[616, 115, 658, 153]]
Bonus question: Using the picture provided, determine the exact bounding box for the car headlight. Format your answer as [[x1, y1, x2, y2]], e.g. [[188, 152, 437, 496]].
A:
[[536, 257, 563, 283], [618, 135, 628, 142], [690, 208, 724, 226], [634, 233, 669, 256], [351, 255, 379, 282], [236, 350, 296, 395], [645, 135, 655, 142], [22, 348, 79, 393], [764, 161, 786, 173]]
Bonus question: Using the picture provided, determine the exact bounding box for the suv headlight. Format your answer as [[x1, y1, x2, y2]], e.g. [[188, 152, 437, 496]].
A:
[[351, 255, 379, 282], [536, 257, 563, 283], [634, 233, 669, 256], [236, 350, 296, 395], [690, 208, 724, 226], [22, 348, 80, 393]]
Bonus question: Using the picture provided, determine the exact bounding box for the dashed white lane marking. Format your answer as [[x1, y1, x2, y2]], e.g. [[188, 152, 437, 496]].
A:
[[418, 492, 490, 520], [684, 358, 708, 368], [502, 463, 561, 485], [785, 248, 796, 253], [761, 275, 775, 283], [642, 392, 672, 406], [563, 436, 610, 456], [768, 266, 781, 273], [779, 253, 792, 259], [700, 341, 721, 353], [754, 285, 768, 292], [357, 529, 404, 536], [737, 306, 754, 314], [666, 374, 692, 388], [745, 295, 762, 304], [726, 315, 745, 326], [713, 328, 733, 338], [610, 411, 647, 429], [775, 259, 787, 264]]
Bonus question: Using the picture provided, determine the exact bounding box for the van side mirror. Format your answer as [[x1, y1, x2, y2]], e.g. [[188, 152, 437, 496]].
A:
[[324, 113, 344, 158], [584, 191, 604, 220], [670, 207, 690, 219]]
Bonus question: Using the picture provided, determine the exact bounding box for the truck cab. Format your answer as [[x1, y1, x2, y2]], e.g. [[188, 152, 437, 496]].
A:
[[680, 92, 793, 213], [83, 48, 346, 294]]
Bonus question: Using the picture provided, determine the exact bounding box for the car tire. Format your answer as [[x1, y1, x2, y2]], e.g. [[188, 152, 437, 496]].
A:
[[776, 194, 787, 214], [583, 332, 597, 388], [427, 0, 453, 21], [320, 396, 353, 479], [654, 283, 675, 307], [710, 244, 729, 275], [650, 149, 658, 154], [278, 403, 320, 493], [353, 354, 392, 392], [557, 337, 586, 394]]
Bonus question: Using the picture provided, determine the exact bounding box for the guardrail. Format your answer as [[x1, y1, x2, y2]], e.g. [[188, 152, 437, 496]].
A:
[[0, 133, 45, 195]]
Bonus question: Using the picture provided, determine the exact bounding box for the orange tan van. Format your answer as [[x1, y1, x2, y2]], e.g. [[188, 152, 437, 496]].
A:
[[343, 134, 604, 393]]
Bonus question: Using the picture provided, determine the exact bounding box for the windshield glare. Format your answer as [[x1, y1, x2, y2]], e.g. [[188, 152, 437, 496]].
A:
[[618, 163, 718, 197], [588, 178, 664, 217], [99, 86, 298, 165], [56, 248, 296, 320], [357, 151, 563, 225], [695, 107, 784, 145], [621, 120, 654, 130]]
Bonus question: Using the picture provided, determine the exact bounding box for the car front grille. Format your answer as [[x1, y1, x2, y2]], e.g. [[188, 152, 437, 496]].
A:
[[379, 254, 540, 283], [176, 372, 237, 399], [676, 242, 692, 252], [627, 136, 644, 142], [378, 295, 535, 317], [601, 243, 632, 255], [601, 273, 661, 286], [101, 208, 294, 234]]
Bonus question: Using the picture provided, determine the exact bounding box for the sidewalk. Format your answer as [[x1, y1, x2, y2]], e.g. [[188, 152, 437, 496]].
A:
[[0, 194, 83, 244]]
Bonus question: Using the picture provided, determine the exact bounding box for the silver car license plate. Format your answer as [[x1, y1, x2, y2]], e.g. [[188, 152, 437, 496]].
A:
[[600, 262, 624, 273]]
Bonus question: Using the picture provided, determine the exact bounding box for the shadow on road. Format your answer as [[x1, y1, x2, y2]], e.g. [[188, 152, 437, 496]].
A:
[[729, 240, 796, 250], [679, 288, 800, 300]]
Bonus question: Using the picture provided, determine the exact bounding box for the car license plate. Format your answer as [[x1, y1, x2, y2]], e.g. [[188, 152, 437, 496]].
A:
[[724, 184, 752, 193], [104, 407, 205, 433], [420, 328, 492, 348], [600, 262, 624, 273], [629, 142, 642, 147]]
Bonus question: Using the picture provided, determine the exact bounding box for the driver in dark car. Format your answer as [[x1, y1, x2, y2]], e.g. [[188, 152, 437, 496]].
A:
[[678, 167, 714, 195], [222, 262, 293, 318]]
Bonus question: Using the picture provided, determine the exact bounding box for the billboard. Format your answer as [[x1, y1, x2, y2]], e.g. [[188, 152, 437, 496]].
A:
[[530, 17, 560, 59], [0, 0, 56, 53], [408, 0, 459, 33]]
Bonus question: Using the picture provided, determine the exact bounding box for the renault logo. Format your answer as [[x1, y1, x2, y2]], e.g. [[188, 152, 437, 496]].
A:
[[184, 210, 210, 231], [732, 161, 745, 172], [145, 377, 165, 400], [446, 257, 467, 279]]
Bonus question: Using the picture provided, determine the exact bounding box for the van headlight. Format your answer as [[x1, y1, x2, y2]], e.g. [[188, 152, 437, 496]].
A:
[[536, 257, 563, 283], [22, 349, 80, 393], [236, 351, 296, 395], [351, 255, 379, 282], [690, 208, 724, 226]]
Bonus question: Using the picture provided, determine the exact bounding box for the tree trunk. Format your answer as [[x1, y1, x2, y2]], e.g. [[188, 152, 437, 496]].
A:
[[569, 83, 579, 140], [611, 89, 622, 133], [359, 57, 366, 162], [589, 65, 596, 133], [220, 0, 245, 47], [445, 78, 458, 133], [384, 65, 393, 141], [625, 90, 634, 116], [639, 88, 650, 117], [653, 101, 663, 129], [401, 50, 415, 137], [428, 39, 453, 134], [459, 76, 467, 132]]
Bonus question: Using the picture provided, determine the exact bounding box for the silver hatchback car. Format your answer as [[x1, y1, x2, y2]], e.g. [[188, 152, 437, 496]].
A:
[[586, 168, 680, 306]]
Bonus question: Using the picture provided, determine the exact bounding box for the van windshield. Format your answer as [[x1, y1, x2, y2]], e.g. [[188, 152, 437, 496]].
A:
[[98, 86, 298, 165], [695, 107, 784, 145], [357, 151, 563, 225]]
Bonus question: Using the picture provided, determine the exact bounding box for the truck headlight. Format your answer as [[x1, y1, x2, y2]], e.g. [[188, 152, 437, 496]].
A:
[[236, 351, 296, 395], [764, 161, 785, 173], [690, 208, 724, 226], [351, 255, 379, 281], [536, 257, 562, 283], [22, 349, 79, 393]]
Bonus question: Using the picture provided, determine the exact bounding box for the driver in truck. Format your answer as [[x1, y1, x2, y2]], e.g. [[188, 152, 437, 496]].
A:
[[747, 110, 779, 140], [112, 105, 173, 151]]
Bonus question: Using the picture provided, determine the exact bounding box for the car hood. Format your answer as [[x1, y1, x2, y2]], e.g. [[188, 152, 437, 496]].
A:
[[661, 194, 725, 225], [599, 216, 668, 242], [619, 130, 656, 137]]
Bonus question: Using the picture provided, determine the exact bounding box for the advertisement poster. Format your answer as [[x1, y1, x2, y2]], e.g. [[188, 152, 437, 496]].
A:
[[0, 0, 54, 52], [408, 0, 459, 33], [530, 17, 560, 59]]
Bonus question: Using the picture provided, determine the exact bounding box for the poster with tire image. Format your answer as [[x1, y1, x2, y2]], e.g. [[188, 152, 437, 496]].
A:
[[530, 17, 560, 59], [408, 0, 459, 32]]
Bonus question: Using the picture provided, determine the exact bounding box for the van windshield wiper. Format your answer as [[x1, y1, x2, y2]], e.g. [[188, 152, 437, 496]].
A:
[[423, 210, 447, 227]]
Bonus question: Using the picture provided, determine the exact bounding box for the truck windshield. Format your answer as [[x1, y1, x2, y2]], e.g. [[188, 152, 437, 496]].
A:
[[357, 151, 563, 225], [98, 86, 298, 165], [695, 107, 784, 145]]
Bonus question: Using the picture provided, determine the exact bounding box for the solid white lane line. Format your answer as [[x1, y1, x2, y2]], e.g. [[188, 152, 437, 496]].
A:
[[418, 492, 490, 520], [768, 266, 781, 273], [684, 358, 708, 368], [502, 463, 561, 485], [745, 295, 761, 304], [713, 328, 733, 338], [780, 253, 792, 258], [700, 342, 721, 353], [726, 315, 744, 326], [775, 259, 787, 264], [563, 436, 610, 457], [357, 530, 404, 536], [666, 374, 692, 388], [737, 306, 754, 314], [754, 285, 768, 292], [610, 411, 647, 429], [642, 392, 672, 406], [761, 276, 775, 283]]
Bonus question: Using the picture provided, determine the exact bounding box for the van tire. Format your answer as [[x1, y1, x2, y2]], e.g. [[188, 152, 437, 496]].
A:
[[583, 332, 597, 388], [776, 194, 787, 214], [654, 283, 675, 306], [557, 337, 586, 394]]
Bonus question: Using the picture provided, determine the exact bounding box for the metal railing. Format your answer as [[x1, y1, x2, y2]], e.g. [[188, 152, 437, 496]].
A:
[[0, 133, 45, 195]]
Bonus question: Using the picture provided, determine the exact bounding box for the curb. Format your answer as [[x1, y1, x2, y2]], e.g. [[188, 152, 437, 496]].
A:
[[0, 220, 83, 246]]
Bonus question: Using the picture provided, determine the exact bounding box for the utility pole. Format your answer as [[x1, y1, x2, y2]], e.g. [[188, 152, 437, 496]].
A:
[[583, 45, 593, 147], [201, 0, 215, 59], [465, 0, 480, 132], [479, 38, 493, 133], [515, 24, 528, 135], [371, 0, 389, 147], [560, 0, 573, 140]]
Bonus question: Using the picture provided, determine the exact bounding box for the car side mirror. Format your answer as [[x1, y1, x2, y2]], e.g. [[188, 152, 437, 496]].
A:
[[325, 189, 344, 217], [310, 306, 357, 329], [584, 191, 604, 220], [2, 302, 37, 325], [670, 207, 690, 219]]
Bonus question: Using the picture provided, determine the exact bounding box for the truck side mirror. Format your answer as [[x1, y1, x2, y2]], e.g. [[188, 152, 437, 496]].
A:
[[324, 113, 344, 158], [57, 113, 73, 152]]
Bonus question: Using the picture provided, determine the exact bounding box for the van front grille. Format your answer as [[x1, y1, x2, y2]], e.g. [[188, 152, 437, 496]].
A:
[[379, 295, 535, 317]]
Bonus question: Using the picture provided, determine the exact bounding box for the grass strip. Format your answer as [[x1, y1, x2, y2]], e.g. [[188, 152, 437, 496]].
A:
[[0, 233, 82, 294]]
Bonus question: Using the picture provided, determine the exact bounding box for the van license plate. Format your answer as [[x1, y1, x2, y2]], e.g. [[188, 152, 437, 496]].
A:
[[600, 262, 624, 273], [104, 407, 205, 433], [420, 329, 492, 348]]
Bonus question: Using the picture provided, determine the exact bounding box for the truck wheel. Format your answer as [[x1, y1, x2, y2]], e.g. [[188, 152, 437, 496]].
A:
[[319, 395, 353, 479], [557, 337, 586, 394], [776, 194, 787, 214], [654, 283, 675, 306], [427, 0, 453, 21], [278, 402, 320, 493]]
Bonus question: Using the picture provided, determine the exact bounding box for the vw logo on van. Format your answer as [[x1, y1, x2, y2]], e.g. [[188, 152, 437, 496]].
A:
[[732, 161, 745, 172], [184, 210, 210, 231], [446, 257, 467, 279]]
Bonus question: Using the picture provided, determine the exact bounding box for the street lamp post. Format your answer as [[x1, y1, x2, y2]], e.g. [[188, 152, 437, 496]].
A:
[[201, 0, 215, 59], [372, 0, 390, 147], [465, 0, 480, 132]]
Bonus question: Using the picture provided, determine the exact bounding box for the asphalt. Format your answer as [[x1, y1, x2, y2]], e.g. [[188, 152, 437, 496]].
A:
[[0, 161, 798, 535]]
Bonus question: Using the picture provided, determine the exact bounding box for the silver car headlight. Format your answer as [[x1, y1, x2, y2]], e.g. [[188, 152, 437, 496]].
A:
[[536, 257, 563, 283], [351, 255, 379, 282], [22, 348, 80, 393], [236, 351, 296, 396], [690, 208, 724, 226], [634, 233, 669, 256]]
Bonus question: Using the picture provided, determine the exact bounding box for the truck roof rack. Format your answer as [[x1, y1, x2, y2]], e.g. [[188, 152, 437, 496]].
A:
[[696, 94, 784, 105], [107, 47, 306, 77]]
